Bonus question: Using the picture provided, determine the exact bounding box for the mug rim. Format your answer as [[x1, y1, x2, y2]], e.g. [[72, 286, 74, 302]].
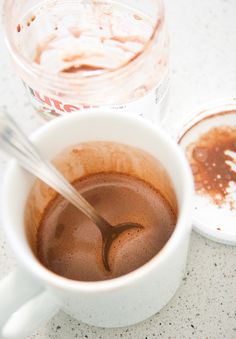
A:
[[1, 110, 193, 292]]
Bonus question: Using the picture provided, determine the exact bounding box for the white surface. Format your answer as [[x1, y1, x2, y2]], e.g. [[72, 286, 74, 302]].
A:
[[0, 0, 236, 338]]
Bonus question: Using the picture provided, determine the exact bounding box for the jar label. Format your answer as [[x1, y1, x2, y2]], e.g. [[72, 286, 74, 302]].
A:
[[24, 79, 168, 123]]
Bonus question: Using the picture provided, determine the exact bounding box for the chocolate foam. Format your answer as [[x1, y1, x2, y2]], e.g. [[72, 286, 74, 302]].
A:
[[37, 173, 176, 281], [25, 142, 177, 281]]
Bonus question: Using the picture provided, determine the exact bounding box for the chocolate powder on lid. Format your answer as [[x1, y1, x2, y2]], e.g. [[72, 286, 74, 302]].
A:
[[186, 125, 236, 209]]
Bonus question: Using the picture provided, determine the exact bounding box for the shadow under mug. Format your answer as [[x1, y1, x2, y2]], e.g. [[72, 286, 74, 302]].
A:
[[0, 110, 193, 338]]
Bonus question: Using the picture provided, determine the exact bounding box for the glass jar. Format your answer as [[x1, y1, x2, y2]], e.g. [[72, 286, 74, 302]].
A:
[[3, 0, 169, 122]]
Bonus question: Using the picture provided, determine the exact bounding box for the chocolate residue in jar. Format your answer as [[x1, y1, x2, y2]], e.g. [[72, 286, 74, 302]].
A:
[[34, 34, 57, 64], [133, 14, 142, 21], [68, 27, 82, 38], [111, 35, 146, 45], [186, 126, 236, 209], [61, 64, 105, 73], [31, 3, 155, 75], [27, 15, 36, 27], [17, 24, 21, 33]]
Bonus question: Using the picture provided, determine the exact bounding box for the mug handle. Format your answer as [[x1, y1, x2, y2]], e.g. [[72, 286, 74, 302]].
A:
[[0, 268, 60, 338]]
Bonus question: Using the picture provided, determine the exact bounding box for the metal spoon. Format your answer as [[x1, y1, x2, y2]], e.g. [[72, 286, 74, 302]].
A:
[[0, 112, 143, 271]]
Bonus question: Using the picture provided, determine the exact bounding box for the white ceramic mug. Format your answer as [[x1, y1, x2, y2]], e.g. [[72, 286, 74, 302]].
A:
[[0, 111, 193, 339]]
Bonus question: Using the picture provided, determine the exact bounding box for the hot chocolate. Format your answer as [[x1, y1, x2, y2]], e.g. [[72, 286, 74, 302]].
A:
[[37, 172, 176, 281]]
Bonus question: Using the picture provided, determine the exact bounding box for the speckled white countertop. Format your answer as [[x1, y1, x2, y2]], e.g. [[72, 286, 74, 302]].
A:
[[0, 0, 236, 338]]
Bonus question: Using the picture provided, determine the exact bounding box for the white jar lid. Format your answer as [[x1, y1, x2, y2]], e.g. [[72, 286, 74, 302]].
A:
[[178, 99, 236, 245]]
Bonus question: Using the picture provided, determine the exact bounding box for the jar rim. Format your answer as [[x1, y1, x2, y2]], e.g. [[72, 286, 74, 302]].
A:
[[3, 0, 165, 92]]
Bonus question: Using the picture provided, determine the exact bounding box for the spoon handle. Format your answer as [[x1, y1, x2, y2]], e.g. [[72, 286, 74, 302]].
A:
[[0, 112, 110, 232]]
